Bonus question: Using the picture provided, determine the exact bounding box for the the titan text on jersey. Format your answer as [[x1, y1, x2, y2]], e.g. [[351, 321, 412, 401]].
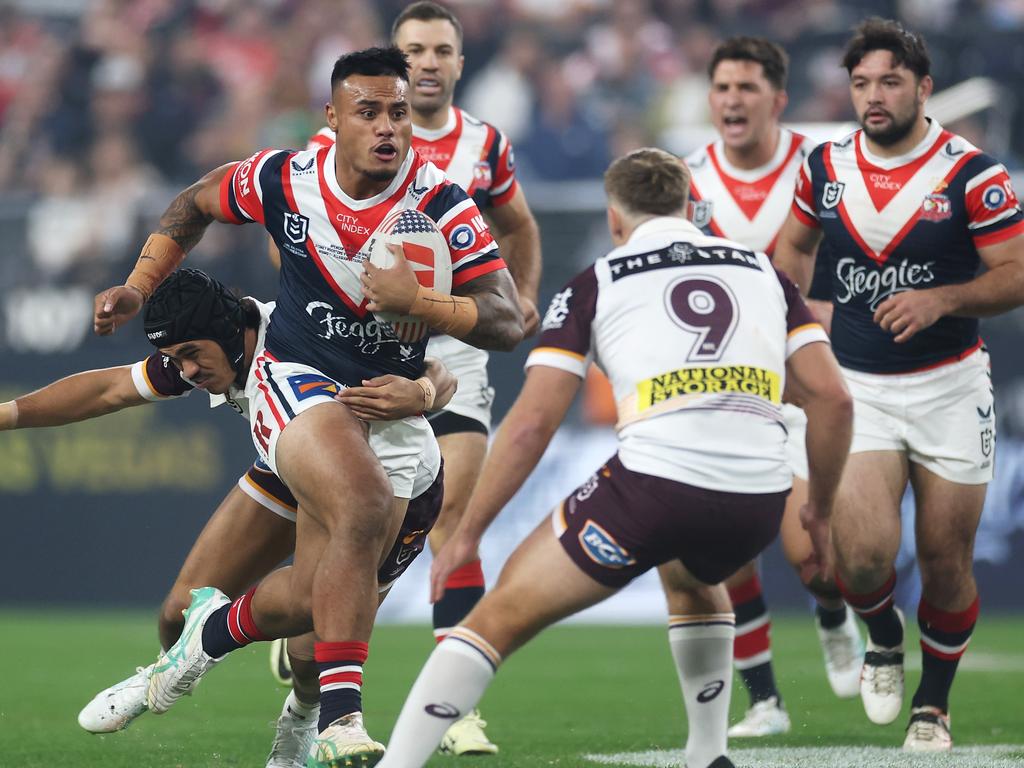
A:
[[793, 120, 1024, 373], [527, 217, 828, 493], [220, 146, 506, 384]]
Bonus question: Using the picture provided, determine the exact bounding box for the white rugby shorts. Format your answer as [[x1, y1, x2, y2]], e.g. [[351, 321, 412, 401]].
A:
[[246, 352, 441, 498], [425, 334, 494, 432], [842, 347, 995, 484], [782, 403, 809, 481]]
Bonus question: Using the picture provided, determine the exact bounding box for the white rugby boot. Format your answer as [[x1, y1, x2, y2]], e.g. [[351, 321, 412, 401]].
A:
[[147, 586, 230, 714], [77, 663, 154, 733], [816, 605, 865, 699], [266, 691, 319, 768], [439, 709, 499, 755], [306, 712, 385, 767], [860, 607, 905, 725], [903, 706, 952, 752], [727, 696, 791, 737]]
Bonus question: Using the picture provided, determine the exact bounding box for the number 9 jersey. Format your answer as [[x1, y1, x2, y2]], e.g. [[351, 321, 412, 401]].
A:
[[528, 216, 829, 493]]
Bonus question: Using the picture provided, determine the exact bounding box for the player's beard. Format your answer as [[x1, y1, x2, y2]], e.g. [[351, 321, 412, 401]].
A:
[[861, 105, 919, 146]]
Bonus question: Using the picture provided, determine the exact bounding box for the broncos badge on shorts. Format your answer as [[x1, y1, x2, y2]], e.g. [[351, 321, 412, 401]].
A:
[[286, 373, 340, 401], [578, 520, 636, 569]]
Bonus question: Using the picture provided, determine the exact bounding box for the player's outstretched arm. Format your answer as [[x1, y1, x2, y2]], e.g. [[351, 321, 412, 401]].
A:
[[335, 357, 458, 421], [784, 341, 853, 580], [362, 245, 525, 351], [485, 188, 542, 335], [93, 163, 238, 336], [0, 366, 149, 431], [429, 365, 580, 602]]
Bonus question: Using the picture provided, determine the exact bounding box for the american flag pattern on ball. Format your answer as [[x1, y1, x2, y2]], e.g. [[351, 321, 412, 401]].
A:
[[219, 144, 505, 385]]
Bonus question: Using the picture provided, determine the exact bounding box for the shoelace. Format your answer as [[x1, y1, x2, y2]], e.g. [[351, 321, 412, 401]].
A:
[[866, 661, 900, 696], [823, 631, 858, 669], [908, 718, 943, 741]]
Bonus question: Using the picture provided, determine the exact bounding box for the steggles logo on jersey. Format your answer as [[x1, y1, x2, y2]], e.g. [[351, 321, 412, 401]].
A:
[[822, 180, 845, 209], [305, 300, 400, 355], [834, 256, 936, 310], [283, 212, 309, 244]]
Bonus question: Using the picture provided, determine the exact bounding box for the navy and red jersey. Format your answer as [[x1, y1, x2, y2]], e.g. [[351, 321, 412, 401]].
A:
[[219, 145, 505, 384], [308, 106, 518, 213], [793, 120, 1024, 373]]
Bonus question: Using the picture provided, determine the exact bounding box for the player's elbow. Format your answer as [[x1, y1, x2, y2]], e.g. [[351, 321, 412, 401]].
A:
[[807, 378, 853, 428]]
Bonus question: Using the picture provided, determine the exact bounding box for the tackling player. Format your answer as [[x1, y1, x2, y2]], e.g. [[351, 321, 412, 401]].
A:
[[378, 148, 852, 768], [2, 268, 456, 767], [774, 18, 1024, 751], [674, 36, 863, 736], [92, 47, 523, 764]]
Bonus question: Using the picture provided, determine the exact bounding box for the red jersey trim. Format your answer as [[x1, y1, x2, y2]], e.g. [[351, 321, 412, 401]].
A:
[[491, 178, 518, 207], [791, 200, 820, 229], [451, 257, 507, 288], [885, 338, 984, 375], [973, 219, 1024, 248], [219, 162, 243, 224]]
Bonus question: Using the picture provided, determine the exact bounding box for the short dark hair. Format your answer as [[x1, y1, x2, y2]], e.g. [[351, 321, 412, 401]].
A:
[[330, 46, 410, 92], [709, 37, 789, 90], [392, 1, 463, 48], [842, 17, 931, 79], [605, 148, 690, 218]]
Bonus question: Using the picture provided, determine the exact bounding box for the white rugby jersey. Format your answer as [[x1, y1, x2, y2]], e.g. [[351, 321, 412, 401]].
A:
[[529, 217, 828, 492], [686, 128, 815, 254]]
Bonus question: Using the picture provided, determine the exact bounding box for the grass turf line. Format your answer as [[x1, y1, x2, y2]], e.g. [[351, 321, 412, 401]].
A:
[[0, 612, 1021, 767]]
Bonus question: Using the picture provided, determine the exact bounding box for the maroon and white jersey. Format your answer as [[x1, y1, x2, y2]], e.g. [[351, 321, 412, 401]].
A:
[[308, 106, 518, 212], [219, 146, 505, 384], [528, 216, 828, 492], [793, 119, 1024, 373], [686, 128, 815, 254]]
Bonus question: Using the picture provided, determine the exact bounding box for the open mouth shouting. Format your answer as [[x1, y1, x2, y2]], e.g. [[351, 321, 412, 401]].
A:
[[373, 141, 399, 162], [721, 114, 749, 138]]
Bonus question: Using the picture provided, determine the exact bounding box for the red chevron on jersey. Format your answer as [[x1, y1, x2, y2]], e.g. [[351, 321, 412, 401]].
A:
[[411, 107, 517, 208], [686, 129, 813, 254], [307, 127, 333, 151], [821, 124, 978, 265]]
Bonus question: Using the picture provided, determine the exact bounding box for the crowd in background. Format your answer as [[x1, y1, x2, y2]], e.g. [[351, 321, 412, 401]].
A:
[[1, 0, 1023, 314]]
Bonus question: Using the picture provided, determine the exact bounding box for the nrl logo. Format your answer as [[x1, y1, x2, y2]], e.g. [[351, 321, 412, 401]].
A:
[[689, 199, 714, 229], [283, 212, 309, 244], [822, 180, 845, 210]]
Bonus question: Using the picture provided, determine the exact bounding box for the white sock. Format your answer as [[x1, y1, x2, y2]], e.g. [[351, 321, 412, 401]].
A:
[[668, 613, 736, 768], [379, 628, 500, 768], [284, 689, 319, 719]]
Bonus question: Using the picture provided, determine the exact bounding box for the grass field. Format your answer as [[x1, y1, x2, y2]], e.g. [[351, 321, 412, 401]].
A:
[[1, 612, 1022, 767]]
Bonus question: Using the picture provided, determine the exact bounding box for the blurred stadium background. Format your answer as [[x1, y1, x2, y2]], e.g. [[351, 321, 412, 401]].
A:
[[2, 1, 1024, 766], [2, 0, 1023, 619]]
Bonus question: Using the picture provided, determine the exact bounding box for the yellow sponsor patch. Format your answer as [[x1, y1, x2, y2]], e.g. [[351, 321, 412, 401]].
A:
[[636, 365, 780, 410]]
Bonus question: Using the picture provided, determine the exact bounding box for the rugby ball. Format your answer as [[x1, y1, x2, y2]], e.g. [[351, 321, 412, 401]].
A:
[[367, 208, 452, 342]]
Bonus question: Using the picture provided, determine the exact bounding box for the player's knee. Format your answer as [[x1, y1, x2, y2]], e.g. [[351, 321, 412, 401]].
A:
[[918, 549, 972, 593], [838, 549, 893, 591]]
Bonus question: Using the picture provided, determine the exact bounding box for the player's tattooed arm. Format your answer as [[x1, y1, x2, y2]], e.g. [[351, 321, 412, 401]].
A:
[[452, 268, 525, 351], [156, 164, 237, 252]]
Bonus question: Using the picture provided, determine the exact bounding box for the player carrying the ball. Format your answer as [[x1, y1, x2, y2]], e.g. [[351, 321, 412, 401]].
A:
[[91, 46, 523, 767]]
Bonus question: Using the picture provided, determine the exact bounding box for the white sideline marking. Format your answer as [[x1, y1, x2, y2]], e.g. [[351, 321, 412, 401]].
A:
[[583, 744, 1024, 767]]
